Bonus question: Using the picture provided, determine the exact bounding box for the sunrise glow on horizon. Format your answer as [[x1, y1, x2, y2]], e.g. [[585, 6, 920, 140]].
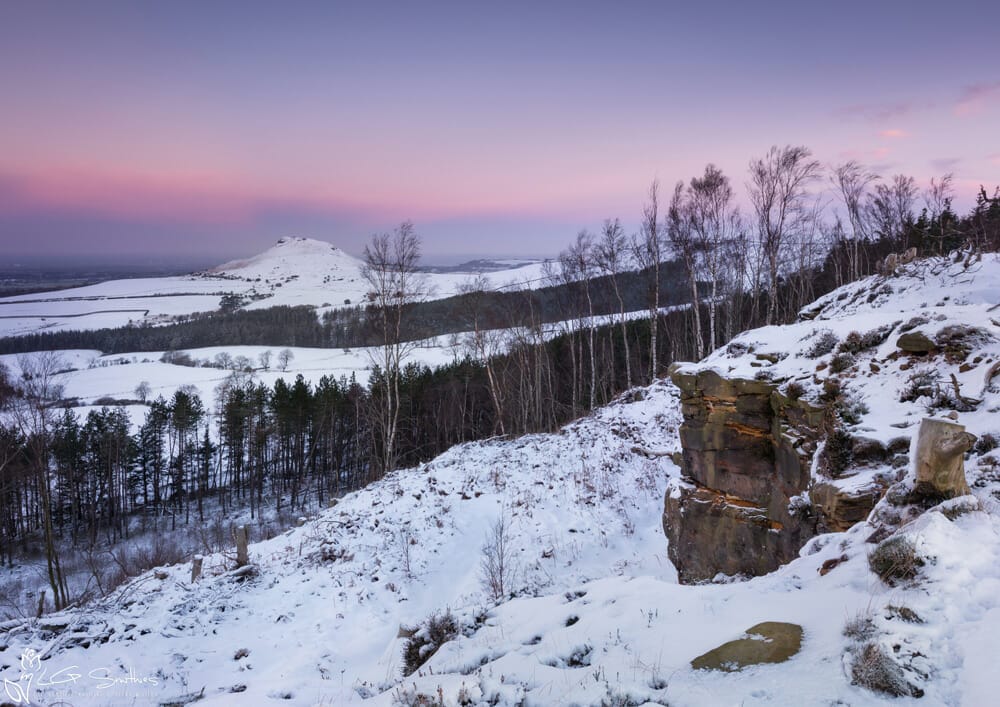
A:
[[1, 0, 998, 261]]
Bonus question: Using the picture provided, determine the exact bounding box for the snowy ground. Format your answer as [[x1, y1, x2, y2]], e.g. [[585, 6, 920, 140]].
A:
[[0, 379, 682, 706]]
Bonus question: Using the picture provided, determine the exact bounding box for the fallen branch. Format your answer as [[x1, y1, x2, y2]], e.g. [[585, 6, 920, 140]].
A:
[[631, 445, 674, 459]]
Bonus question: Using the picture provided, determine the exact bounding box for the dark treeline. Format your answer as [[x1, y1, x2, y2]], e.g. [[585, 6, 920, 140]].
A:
[[0, 305, 334, 356]]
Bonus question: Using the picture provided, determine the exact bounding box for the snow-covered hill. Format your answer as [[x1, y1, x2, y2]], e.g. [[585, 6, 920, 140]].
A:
[[4, 254, 1000, 706], [213, 237, 367, 280], [0, 237, 549, 338]]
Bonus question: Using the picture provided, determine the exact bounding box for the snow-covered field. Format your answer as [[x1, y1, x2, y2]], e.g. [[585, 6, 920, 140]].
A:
[[0, 237, 550, 338], [1, 341, 459, 431], [3, 255, 1000, 706]]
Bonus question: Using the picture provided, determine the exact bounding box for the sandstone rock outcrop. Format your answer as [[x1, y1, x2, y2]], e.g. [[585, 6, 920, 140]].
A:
[[664, 365, 885, 583], [664, 366, 824, 583]]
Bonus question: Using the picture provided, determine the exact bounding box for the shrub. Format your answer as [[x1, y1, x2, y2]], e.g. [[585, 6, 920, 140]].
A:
[[935, 324, 992, 363], [784, 381, 805, 400], [837, 331, 864, 354], [820, 377, 842, 403], [92, 396, 136, 406], [899, 315, 929, 333], [838, 396, 869, 425], [805, 330, 838, 358], [160, 350, 196, 367], [860, 323, 896, 350], [868, 535, 923, 586], [899, 368, 937, 403], [829, 352, 854, 373], [938, 496, 981, 520], [480, 513, 517, 602], [821, 429, 854, 478], [840, 325, 896, 354], [851, 642, 916, 697], [973, 433, 999, 455], [402, 610, 459, 676], [885, 605, 923, 624], [851, 437, 889, 466], [843, 611, 875, 642]]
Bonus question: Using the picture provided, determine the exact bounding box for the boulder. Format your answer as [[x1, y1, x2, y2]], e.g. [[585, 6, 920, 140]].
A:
[[810, 482, 883, 533], [912, 417, 975, 500], [896, 331, 936, 354], [691, 622, 803, 672]]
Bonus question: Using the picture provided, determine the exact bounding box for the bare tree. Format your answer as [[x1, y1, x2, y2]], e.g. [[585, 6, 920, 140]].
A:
[[685, 164, 742, 353], [561, 230, 598, 409], [277, 348, 294, 372], [456, 274, 507, 435], [595, 218, 632, 388], [480, 510, 517, 602], [867, 174, 917, 248], [924, 173, 957, 255], [362, 221, 428, 474], [833, 161, 878, 282], [632, 179, 664, 379], [257, 349, 272, 371], [666, 181, 704, 359], [11, 353, 69, 610], [134, 380, 152, 403], [748, 145, 822, 324]]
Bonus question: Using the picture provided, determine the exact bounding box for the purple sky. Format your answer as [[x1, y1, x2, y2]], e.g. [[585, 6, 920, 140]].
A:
[[1, 0, 998, 262]]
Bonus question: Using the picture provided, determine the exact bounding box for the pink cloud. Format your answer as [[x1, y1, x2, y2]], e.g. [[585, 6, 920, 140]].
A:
[[954, 81, 1000, 116], [839, 100, 922, 122], [0, 163, 612, 229], [878, 129, 907, 139], [990, 153, 1000, 166], [0, 168, 275, 225]]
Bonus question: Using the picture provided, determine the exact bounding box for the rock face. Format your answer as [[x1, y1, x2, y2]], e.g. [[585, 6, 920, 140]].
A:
[[691, 622, 803, 672], [912, 418, 975, 499], [664, 367, 825, 583]]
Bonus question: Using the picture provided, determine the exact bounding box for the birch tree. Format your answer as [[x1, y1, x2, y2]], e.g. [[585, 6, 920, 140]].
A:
[[362, 222, 428, 474], [595, 217, 633, 388], [748, 145, 821, 325], [632, 180, 664, 379]]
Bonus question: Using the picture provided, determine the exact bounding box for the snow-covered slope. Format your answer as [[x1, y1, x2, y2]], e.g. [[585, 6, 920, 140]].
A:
[[0, 380, 683, 706]]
